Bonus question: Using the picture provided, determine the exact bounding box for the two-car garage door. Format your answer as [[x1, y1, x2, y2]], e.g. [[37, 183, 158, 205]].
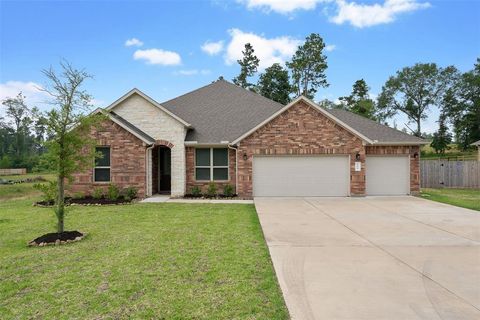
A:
[[252, 155, 410, 197], [253, 156, 350, 197]]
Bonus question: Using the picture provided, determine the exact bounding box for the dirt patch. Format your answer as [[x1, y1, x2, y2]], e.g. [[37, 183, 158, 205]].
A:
[[28, 231, 85, 247]]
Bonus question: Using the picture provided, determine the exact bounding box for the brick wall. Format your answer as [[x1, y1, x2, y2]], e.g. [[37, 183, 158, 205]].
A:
[[69, 119, 147, 198], [236, 100, 366, 198], [185, 147, 237, 194], [366, 145, 420, 193]]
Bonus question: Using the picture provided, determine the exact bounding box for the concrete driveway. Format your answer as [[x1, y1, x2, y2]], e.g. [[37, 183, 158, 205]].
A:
[[255, 196, 480, 320]]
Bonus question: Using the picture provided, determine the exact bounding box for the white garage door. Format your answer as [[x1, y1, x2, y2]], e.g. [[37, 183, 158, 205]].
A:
[[366, 156, 410, 195], [253, 156, 350, 197]]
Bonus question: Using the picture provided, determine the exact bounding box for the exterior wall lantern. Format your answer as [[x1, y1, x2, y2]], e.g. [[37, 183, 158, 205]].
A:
[[355, 153, 361, 161], [243, 153, 248, 161]]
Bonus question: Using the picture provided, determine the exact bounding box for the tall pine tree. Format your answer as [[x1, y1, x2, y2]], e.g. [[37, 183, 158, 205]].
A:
[[232, 43, 259, 90]]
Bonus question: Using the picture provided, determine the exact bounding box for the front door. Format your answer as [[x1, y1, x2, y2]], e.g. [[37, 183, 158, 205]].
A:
[[158, 147, 171, 193]]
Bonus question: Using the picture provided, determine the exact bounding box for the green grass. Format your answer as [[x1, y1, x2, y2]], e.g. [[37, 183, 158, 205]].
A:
[[420, 188, 480, 211], [0, 198, 288, 319], [421, 143, 477, 160], [0, 173, 55, 201]]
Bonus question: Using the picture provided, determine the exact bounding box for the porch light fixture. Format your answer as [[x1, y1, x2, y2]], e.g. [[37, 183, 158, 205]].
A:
[[243, 153, 248, 161], [413, 152, 419, 159], [355, 153, 361, 161]]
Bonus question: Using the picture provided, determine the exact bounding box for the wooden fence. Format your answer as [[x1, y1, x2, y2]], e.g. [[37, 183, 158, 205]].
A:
[[420, 160, 480, 188], [0, 168, 27, 176]]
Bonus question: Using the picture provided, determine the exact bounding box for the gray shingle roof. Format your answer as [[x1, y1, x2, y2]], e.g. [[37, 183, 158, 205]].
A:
[[161, 79, 284, 143], [326, 108, 426, 144]]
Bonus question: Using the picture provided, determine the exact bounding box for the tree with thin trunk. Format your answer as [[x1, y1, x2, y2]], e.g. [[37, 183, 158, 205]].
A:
[[287, 33, 328, 99], [232, 43, 259, 90], [41, 61, 101, 233], [339, 79, 378, 121], [257, 63, 292, 104], [377, 63, 458, 137]]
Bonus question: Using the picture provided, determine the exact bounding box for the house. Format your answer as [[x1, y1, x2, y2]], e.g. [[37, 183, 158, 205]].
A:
[[472, 140, 480, 161], [70, 79, 427, 199]]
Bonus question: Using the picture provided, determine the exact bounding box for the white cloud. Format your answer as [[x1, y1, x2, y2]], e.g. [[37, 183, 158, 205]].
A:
[[133, 49, 181, 66], [201, 41, 224, 55], [325, 44, 336, 52], [239, 0, 323, 14], [125, 38, 144, 47], [331, 0, 431, 28], [174, 69, 211, 76], [0, 81, 48, 108], [225, 28, 301, 70]]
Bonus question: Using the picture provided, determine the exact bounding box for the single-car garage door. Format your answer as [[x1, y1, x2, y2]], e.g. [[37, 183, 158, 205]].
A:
[[366, 156, 410, 195], [252, 156, 350, 197]]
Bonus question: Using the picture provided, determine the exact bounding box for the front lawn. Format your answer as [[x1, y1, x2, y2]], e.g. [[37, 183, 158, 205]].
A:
[[420, 188, 480, 211], [0, 173, 55, 201], [0, 199, 288, 319]]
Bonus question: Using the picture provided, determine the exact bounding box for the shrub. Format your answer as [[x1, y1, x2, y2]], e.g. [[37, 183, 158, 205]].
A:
[[92, 187, 103, 199], [190, 186, 201, 197], [72, 192, 84, 200], [107, 183, 120, 201], [33, 180, 58, 203], [223, 184, 235, 197], [123, 186, 138, 201], [206, 182, 217, 198]]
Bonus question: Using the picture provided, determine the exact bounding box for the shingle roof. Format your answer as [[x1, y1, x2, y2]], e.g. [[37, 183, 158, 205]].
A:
[[109, 111, 155, 144], [326, 108, 426, 144], [161, 79, 284, 143]]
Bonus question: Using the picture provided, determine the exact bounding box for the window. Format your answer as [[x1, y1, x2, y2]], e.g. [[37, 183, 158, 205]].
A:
[[195, 148, 228, 181], [94, 146, 110, 182]]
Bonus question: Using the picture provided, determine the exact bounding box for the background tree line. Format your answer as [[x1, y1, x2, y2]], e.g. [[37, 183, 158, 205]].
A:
[[232, 33, 479, 154]]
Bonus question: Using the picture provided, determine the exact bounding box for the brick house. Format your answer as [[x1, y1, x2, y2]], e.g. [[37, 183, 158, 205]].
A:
[[70, 79, 427, 199]]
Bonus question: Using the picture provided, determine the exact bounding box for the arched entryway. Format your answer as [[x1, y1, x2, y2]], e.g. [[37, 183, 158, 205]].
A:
[[152, 142, 173, 194]]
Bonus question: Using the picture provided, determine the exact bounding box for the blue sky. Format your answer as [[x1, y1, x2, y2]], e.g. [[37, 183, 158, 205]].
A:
[[1, 0, 479, 133]]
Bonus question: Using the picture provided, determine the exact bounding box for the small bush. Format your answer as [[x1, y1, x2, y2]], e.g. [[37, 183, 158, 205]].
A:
[[206, 182, 217, 198], [107, 183, 120, 201], [223, 184, 235, 197], [123, 186, 138, 201], [33, 180, 58, 203], [72, 192, 84, 200], [190, 186, 201, 197], [92, 187, 103, 199]]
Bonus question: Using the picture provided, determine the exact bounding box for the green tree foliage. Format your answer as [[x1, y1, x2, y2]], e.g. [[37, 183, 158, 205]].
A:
[[339, 79, 378, 120], [431, 113, 452, 154], [0, 93, 47, 170], [257, 63, 292, 104], [441, 58, 480, 149], [40, 61, 103, 233], [232, 43, 259, 90], [287, 33, 328, 99], [377, 63, 458, 137]]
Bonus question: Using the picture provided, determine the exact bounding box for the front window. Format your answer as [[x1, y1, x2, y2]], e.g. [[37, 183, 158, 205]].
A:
[[94, 146, 110, 182], [195, 148, 228, 181]]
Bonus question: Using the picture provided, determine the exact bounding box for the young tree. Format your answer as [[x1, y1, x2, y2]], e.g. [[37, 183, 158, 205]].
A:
[[441, 58, 480, 149], [257, 63, 291, 104], [287, 33, 328, 99], [377, 63, 458, 137], [431, 113, 452, 154], [232, 43, 259, 90], [41, 61, 100, 233], [339, 79, 377, 120]]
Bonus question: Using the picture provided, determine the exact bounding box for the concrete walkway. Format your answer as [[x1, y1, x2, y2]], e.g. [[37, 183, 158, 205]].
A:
[[255, 196, 480, 320]]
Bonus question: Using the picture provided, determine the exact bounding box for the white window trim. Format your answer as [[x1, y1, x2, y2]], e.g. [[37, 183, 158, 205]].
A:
[[93, 146, 111, 183], [195, 148, 229, 181]]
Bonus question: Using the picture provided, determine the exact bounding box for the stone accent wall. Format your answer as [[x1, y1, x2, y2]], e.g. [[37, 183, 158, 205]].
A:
[[69, 119, 147, 198], [366, 145, 420, 193], [236, 100, 366, 198], [185, 147, 237, 194], [112, 93, 187, 196]]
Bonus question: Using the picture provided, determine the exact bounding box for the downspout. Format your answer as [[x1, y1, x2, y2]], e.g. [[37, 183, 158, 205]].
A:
[[228, 144, 238, 194], [145, 144, 154, 197]]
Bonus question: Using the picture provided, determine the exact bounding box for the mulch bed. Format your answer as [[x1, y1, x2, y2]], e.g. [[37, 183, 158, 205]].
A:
[[28, 231, 85, 247], [34, 196, 134, 207]]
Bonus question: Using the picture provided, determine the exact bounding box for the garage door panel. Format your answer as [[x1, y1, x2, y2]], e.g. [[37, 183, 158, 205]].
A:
[[253, 156, 350, 197], [366, 156, 409, 195]]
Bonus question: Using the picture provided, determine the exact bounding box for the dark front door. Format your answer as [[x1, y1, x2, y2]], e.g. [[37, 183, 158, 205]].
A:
[[159, 147, 171, 193]]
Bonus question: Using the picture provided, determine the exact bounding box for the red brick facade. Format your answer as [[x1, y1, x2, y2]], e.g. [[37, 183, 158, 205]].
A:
[[185, 147, 237, 194], [69, 119, 147, 197], [366, 145, 420, 193]]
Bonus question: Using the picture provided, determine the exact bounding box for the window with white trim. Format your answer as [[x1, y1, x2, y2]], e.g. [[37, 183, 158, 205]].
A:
[[94, 146, 110, 182], [195, 148, 228, 181]]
